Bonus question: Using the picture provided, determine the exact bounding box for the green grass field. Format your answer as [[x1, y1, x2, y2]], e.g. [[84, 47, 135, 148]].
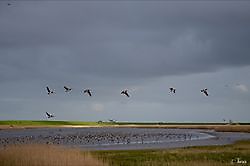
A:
[[93, 140, 250, 166], [1, 120, 249, 126], [1, 120, 250, 132], [0, 121, 249, 165], [0, 120, 107, 126]]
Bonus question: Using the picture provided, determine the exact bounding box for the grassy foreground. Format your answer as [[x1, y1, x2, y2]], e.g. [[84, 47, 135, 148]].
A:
[[0, 144, 106, 166], [93, 140, 250, 166], [0, 141, 249, 166]]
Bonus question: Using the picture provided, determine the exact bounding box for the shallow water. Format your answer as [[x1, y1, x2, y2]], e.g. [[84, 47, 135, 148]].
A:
[[0, 127, 249, 150]]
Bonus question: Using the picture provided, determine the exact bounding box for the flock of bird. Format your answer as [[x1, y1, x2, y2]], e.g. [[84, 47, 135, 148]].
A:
[[46, 86, 93, 97], [45, 86, 209, 119], [46, 86, 209, 97], [0, 128, 197, 148]]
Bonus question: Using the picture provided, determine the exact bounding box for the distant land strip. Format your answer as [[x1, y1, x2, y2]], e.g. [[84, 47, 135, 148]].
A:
[[0, 120, 250, 133]]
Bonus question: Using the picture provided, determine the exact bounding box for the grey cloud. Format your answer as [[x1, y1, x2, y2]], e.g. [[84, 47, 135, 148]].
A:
[[1, 2, 250, 83], [0, 1, 250, 121]]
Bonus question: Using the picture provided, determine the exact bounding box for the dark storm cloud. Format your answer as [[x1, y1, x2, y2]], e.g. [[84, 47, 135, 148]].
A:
[[0, 1, 250, 83]]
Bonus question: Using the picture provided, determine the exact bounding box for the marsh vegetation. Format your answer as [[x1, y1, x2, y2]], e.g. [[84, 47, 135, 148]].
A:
[[93, 140, 250, 166], [0, 140, 249, 166], [0, 144, 106, 166]]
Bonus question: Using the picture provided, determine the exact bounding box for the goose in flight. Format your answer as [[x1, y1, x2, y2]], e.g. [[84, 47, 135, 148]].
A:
[[169, 87, 176, 93], [46, 86, 55, 95], [121, 90, 130, 97], [83, 89, 92, 97], [46, 112, 55, 118], [64, 86, 72, 92], [201, 88, 209, 96]]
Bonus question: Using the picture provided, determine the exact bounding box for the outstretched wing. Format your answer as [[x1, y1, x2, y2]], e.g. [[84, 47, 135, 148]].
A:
[[46, 87, 50, 93], [64, 86, 69, 90], [88, 91, 92, 96], [126, 93, 130, 97], [83, 89, 91, 96], [121, 90, 130, 97], [46, 112, 50, 117], [125, 90, 130, 97]]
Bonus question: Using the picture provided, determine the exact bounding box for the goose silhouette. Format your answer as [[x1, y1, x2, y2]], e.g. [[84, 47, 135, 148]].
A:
[[169, 87, 176, 94], [64, 86, 72, 92], [46, 86, 55, 95], [46, 112, 55, 118], [121, 90, 130, 97], [201, 88, 208, 96], [83, 89, 92, 97]]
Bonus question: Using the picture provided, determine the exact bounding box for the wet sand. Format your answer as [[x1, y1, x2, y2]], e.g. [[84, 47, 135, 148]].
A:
[[0, 127, 250, 150]]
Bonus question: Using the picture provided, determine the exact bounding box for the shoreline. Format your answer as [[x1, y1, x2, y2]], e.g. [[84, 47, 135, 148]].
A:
[[0, 127, 250, 151], [1, 124, 250, 133]]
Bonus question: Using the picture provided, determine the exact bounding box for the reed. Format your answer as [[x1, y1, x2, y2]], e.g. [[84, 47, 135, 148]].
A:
[[93, 140, 250, 166], [0, 144, 106, 166]]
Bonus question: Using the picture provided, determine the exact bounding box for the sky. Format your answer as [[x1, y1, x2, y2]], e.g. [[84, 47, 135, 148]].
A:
[[0, 1, 250, 122]]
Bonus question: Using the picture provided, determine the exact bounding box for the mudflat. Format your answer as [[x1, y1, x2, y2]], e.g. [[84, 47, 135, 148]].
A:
[[1, 127, 250, 150]]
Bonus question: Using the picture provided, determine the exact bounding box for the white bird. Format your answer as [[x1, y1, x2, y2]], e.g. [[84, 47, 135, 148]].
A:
[[109, 119, 116, 123]]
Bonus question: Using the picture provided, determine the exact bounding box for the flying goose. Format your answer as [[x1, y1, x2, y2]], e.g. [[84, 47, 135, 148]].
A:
[[201, 88, 209, 96], [83, 89, 92, 97], [121, 90, 130, 97], [64, 86, 72, 92], [46, 112, 55, 118], [46, 86, 55, 95], [169, 87, 176, 93]]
